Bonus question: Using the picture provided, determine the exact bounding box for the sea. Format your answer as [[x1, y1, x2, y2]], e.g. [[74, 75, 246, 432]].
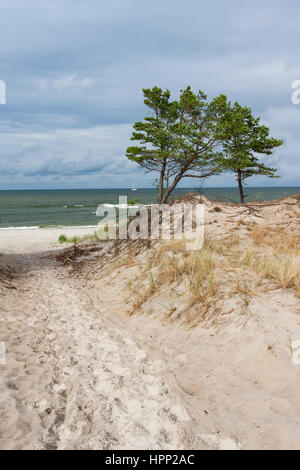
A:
[[0, 187, 299, 229]]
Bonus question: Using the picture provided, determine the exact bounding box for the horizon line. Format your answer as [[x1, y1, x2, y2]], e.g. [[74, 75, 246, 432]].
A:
[[0, 186, 299, 191]]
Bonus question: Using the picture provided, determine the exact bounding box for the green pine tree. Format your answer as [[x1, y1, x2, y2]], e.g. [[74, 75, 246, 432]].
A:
[[126, 86, 225, 203], [217, 102, 283, 203]]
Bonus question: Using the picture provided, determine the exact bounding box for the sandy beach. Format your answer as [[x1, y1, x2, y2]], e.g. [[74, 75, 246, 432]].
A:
[[0, 195, 300, 450], [0, 227, 96, 253], [1, 226, 200, 449]]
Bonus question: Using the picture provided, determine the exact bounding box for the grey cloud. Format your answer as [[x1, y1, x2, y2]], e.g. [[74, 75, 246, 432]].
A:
[[0, 0, 299, 188]]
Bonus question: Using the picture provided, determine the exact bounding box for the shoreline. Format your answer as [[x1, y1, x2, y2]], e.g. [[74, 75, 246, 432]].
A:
[[0, 226, 97, 253]]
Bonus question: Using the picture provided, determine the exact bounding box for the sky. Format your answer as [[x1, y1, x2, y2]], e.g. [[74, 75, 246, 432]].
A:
[[0, 0, 300, 189]]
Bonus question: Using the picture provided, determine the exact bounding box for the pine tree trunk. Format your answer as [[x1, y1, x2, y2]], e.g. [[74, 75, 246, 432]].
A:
[[158, 160, 167, 204], [161, 171, 184, 204], [237, 169, 245, 203]]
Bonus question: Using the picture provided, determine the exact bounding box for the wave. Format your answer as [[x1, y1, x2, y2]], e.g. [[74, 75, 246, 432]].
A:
[[0, 225, 98, 231], [102, 203, 141, 209], [0, 226, 40, 230]]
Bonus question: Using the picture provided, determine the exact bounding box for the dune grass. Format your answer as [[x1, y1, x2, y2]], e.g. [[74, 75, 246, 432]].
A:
[[129, 229, 300, 315], [58, 232, 100, 244], [240, 250, 300, 293], [250, 225, 300, 255]]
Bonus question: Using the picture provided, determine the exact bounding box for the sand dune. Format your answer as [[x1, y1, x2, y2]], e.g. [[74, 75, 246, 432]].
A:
[[0, 196, 300, 450]]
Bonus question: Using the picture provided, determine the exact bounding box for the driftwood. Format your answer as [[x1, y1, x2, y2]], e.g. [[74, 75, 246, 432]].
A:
[[43, 243, 104, 263]]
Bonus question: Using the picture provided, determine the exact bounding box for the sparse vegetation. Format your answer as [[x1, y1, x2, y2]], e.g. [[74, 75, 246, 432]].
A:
[[58, 234, 68, 243], [58, 232, 100, 244], [128, 198, 142, 206], [240, 251, 300, 294], [127, 225, 300, 322], [128, 243, 219, 320], [250, 225, 300, 254], [131, 272, 157, 311], [55, 194, 299, 325]]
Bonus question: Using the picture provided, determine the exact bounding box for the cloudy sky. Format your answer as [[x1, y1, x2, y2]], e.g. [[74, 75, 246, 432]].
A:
[[0, 0, 300, 189]]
